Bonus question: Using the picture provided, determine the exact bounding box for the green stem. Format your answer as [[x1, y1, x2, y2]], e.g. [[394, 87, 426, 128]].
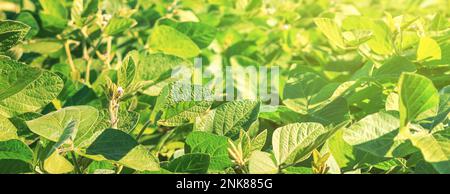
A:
[[136, 119, 153, 141], [106, 36, 113, 69], [64, 41, 79, 81], [70, 151, 82, 174], [116, 164, 124, 174]]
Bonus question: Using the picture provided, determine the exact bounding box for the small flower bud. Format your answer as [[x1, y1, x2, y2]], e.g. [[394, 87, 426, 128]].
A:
[[117, 87, 124, 96]]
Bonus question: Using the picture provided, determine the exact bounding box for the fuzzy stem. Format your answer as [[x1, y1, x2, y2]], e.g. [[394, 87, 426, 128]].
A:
[[64, 41, 79, 80]]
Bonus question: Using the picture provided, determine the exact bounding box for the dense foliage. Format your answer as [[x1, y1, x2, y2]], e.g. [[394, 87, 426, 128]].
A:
[[0, 0, 449, 174]]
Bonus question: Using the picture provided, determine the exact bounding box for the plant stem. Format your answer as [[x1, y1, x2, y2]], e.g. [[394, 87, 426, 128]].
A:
[[64, 41, 79, 80], [106, 36, 113, 69], [70, 151, 82, 174], [136, 119, 153, 141], [85, 59, 92, 85]]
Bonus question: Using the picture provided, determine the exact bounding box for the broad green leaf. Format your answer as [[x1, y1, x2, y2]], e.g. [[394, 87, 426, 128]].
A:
[[43, 152, 74, 174], [259, 106, 302, 125], [304, 97, 350, 126], [164, 153, 210, 174], [85, 128, 160, 171], [38, 0, 68, 32], [148, 25, 200, 58], [0, 20, 30, 52], [343, 112, 416, 157], [411, 129, 450, 174], [153, 83, 213, 127], [185, 131, 232, 171], [251, 130, 267, 152], [272, 122, 336, 166], [248, 151, 278, 174], [374, 56, 416, 81], [430, 13, 448, 31], [71, 0, 98, 27], [343, 30, 373, 47], [399, 73, 439, 130], [104, 16, 137, 36], [0, 58, 63, 117], [46, 120, 77, 158], [372, 158, 407, 172], [16, 12, 39, 39], [161, 21, 217, 49], [0, 139, 33, 163], [283, 71, 328, 114], [137, 53, 191, 81], [194, 100, 260, 138], [314, 18, 345, 49], [0, 139, 33, 173], [385, 92, 399, 111], [0, 115, 18, 141], [85, 160, 115, 174], [117, 110, 140, 133], [138, 53, 193, 96], [417, 37, 441, 61], [118, 56, 137, 89], [22, 39, 63, 54], [328, 130, 386, 171], [342, 16, 393, 55], [26, 106, 106, 148]]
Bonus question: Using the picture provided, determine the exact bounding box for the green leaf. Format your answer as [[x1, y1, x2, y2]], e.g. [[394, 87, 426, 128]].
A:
[[282, 166, 313, 174], [430, 13, 448, 31], [71, 0, 98, 27], [85, 128, 160, 171], [272, 122, 336, 166], [154, 83, 213, 127], [194, 100, 260, 138], [185, 131, 232, 171], [16, 12, 39, 39], [22, 39, 63, 54], [0, 20, 30, 52], [39, 0, 68, 32], [399, 73, 439, 129], [161, 21, 217, 49], [342, 16, 393, 55], [411, 129, 450, 174], [251, 130, 267, 152], [137, 53, 192, 82], [26, 106, 106, 148], [46, 120, 77, 158], [417, 37, 441, 62], [0, 139, 33, 163], [374, 56, 416, 81], [104, 16, 137, 36], [248, 151, 278, 174], [118, 56, 137, 89], [304, 97, 350, 126], [343, 112, 416, 157], [43, 151, 74, 174], [0, 139, 33, 173], [148, 25, 200, 58], [0, 58, 63, 117], [117, 110, 140, 133], [328, 130, 385, 170], [314, 18, 345, 49], [283, 71, 328, 114], [85, 160, 115, 174], [164, 153, 210, 174], [0, 115, 18, 141], [138, 53, 193, 96]]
